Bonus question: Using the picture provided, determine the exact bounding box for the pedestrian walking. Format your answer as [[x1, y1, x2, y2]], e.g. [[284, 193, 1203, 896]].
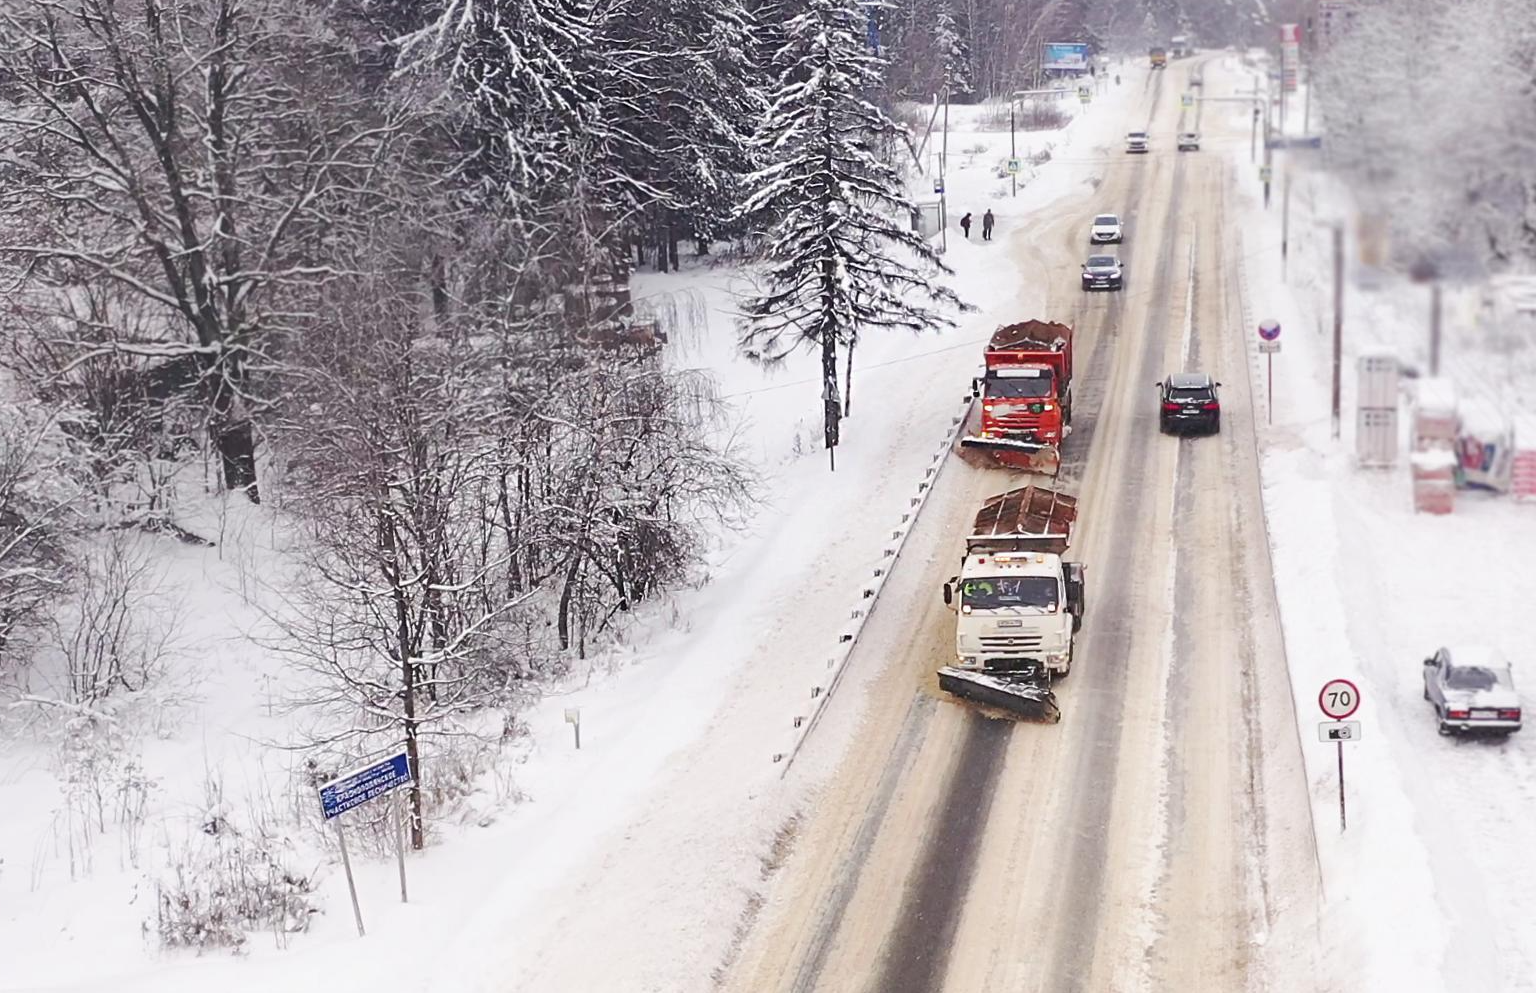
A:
[[982, 209, 995, 241], [960, 212, 972, 239]]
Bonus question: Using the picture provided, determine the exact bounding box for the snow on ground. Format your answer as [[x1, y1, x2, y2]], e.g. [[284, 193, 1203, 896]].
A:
[[1225, 55, 1536, 992], [0, 75, 1143, 991]]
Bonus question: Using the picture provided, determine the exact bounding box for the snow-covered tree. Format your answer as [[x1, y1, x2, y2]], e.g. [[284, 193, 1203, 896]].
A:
[[0, 0, 422, 503], [934, 0, 973, 97], [740, 0, 966, 470], [1317, 0, 1536, 271], [405, 0, 613, 209], [602, 0, 766, 269]]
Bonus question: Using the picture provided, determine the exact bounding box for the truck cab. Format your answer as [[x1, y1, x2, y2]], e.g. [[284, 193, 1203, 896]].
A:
[[943, 487, 1085, 679], [962, 320, 1074, 474]]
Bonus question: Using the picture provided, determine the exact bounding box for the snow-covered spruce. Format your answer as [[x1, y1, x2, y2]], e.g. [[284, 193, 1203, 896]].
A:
[[739, 0, 967, 470]]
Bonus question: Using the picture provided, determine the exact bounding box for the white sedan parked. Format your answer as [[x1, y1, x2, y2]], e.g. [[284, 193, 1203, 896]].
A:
[[1423, 645, 1522, 736]]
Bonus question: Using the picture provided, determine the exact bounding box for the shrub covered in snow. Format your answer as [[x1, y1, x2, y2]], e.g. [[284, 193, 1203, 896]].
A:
[[153, 792, 318, 950]]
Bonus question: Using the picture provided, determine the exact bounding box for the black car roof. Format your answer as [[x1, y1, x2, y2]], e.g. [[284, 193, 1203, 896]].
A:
[[1168, 373, 1212, 388]]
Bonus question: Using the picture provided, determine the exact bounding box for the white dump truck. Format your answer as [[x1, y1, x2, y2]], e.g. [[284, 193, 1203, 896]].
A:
[[939, 485, 1085, 721]]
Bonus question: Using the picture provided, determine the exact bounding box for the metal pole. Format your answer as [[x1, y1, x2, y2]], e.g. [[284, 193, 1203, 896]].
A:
[[1337, 740, 1347, 831], [1303, 64, 1312, 134], [940, 86, 949, 253], [336, 822, 366, 937], [1268, 353, 1274, 426], [1251, 105, 1258, 163], [1430, 282, 1443, 376], [1331, 222, 1344, 439], [1281, 169, 1291, 277], [395, 791, 409, 903], [1010, 100, 1017, 198]]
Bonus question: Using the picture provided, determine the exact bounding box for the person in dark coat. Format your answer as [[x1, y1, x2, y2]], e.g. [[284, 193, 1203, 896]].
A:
[[960, 212, 973, 238], [982, 209, 995, 241]]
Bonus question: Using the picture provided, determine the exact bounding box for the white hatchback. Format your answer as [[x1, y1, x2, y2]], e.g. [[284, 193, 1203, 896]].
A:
[[1090, 213, 1122, 243]]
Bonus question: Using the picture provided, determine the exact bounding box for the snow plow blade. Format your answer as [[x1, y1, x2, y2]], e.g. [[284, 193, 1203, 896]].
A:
[[959, 436, 1062, 475], [938, 667, 1061, 723]]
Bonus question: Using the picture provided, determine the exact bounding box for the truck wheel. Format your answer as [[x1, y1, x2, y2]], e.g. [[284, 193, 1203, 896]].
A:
[[1438, 721, 1452, 737]]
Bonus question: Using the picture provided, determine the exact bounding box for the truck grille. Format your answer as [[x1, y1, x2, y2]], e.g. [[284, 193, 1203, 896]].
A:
[[980, 633, 1045, 651], [990, 413, 1047, 434]]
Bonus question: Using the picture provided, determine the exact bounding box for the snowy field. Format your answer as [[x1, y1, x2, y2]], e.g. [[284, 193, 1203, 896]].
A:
[[0, 72, 1143, 990]]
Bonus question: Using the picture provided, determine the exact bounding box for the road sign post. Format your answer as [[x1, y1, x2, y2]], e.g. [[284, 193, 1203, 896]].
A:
[[1258, 321, 1281, 425], [318, 750, 415, 936], [1318, 678, 1361, 832]]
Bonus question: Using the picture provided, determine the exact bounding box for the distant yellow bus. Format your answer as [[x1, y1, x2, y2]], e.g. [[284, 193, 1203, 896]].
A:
[[1149, 47, 1168, 68]]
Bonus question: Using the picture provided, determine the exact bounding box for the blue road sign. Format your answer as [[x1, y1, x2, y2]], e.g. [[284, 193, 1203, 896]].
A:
[[319, 751, 412, 821], [1259, 320, 1282, 341]]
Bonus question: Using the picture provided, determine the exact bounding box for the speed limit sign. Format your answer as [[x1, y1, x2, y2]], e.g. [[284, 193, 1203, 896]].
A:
[[1319, 678, 1361, 719]]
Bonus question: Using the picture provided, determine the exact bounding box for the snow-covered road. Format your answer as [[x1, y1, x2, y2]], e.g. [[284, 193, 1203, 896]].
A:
[[728, 55, 1321, 991]]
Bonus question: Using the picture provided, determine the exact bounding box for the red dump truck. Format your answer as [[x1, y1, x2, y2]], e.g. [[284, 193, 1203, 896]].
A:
[[960, 320, 1074, 474]]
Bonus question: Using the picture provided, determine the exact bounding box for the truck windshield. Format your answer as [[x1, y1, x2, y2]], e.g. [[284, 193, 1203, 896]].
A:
[[986, 373, 1053, 399], [960, 576, 1059, 611]]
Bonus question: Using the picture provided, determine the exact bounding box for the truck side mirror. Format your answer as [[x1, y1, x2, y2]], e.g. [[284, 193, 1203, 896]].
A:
[[942, 580, 955, 606], [1423, 657, 1436, 668]]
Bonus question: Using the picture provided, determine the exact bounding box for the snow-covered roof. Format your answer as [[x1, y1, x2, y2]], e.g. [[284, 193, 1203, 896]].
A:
[[1410, 449, 1457, 471], [1446, 645, 1512, 670], [1416, 377, 1456, 415]]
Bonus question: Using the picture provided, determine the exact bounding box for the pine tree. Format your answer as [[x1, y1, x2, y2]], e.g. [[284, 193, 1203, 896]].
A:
[[405, 0, 606, 205], [604, 0, 765, 269], [740, 0, 967, 471], [933, 0, 972, 98]]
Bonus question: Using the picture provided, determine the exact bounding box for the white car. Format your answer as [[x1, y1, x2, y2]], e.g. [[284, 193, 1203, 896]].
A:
[[1125, 131, 1149, 153], [1423, 645, 1522, 736], [1090, 213, 1123, 244], [1177, 132, 1200, 151]]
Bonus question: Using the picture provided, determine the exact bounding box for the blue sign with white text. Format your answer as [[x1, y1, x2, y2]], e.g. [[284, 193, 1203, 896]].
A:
[[1042, 42, 1091, 72], [319, 751, 412, 820]]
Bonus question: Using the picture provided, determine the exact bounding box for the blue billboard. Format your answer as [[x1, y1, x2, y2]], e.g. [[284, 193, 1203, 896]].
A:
[[1043, 42, 1091, 72]]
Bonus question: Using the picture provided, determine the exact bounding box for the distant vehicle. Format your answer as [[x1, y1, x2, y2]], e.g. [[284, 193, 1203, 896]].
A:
[[1177, 132, 1201, 151], [1157, 373, 1221, 433], [1170, 35, 1192, 58], [1125, 131, 1149, 153], [1149, 47, 1167, 69], [1423, 646, 1522, 736], [1081, 254, 1123, 291], [1090, 213, 1123, 243]]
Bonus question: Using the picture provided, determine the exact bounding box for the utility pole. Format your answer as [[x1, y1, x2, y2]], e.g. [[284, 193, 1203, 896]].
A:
[[1263, 94, 1274, 209], [939, 86, 949, 253], [1430, 282, 1443, 376], [1281, 169, 1291, 278], [1331, 222, 1344, 439], [1010, 97, 1017, 198], [1302, 64, 1312, 134]]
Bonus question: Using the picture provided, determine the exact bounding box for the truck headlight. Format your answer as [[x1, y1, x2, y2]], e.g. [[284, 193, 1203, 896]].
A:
[[1047, 653, 1067, 664], [961, 655, 978, 667]]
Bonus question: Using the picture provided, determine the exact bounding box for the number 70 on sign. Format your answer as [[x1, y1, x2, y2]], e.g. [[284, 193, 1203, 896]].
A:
[[1319, 678, 1361, 719]]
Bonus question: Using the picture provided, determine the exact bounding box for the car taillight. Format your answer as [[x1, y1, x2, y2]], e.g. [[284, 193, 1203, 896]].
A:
[[1163, 402, 1179, 411], [1448, 709, 1471, 719], [1499, 709, 1522, 721], [1202, 402, 1219, 410]]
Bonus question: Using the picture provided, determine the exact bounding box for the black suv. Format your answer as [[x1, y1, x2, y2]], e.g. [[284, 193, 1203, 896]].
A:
[[1157, 373, 1221, 434]]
